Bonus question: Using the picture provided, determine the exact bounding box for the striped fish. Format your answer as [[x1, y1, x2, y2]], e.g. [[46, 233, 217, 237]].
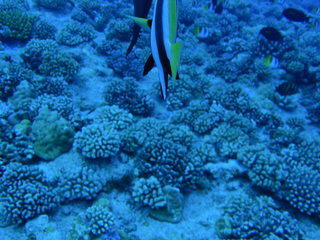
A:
[[148, 0, 183, 100], [264, 56, 280, 68]]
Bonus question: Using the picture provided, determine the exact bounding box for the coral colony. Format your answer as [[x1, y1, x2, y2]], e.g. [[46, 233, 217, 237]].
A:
[[0, 0, 319, 239]]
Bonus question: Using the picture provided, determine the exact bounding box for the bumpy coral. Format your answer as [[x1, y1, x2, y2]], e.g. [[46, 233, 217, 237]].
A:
[[104, 77, 154, 116], [21, 39, 59, 70], [0, 63, 31, 101], [33, 0, 73, 10], [132, 177, 166, 209], [31, 106, 75, 161], [138, 137, 201, 188], [171, 97, 257, 138], [39, 51, 80, 82], [122, 117, 200, 189], [171, 100, 221, 135], [105, 18, 132, 41], [239, 140, 320, 215], [86, 205, 115, 236], [31, 77, 70, 97], [33, 19, 57, 40], [57, 21, 96, 46], [283, 165, 320, 215], [216, 195, 303, 240], [0, 119, 34, 165], [307, 102, 320, 124], [278, 142, 320, 215], [121, 118, 160, 154], [58, 167, 104, 202], [92, 105, 133, 131], [165, 78, 193, 111], [98, 39, 146, 79], [21, 39, 79, 82], [238, 144, 285, 192], [74, 123, 121, 159], [0, 0, 27, 11], [270, 92, 299, 111], [0, 163, 60, 226], [30, 94, 81, 127], [209, 85, 254, 116], [207, 124, 249, 158], [74, 0, 111, 31], [9, 80, 35, 113], [0, 102, 12, 118], [0, 10, 35, 40], [122, 118, 195, 154]]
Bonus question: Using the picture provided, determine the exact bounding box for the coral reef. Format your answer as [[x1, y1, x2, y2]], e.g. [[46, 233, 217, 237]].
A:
[[33, 18, 57, 40], [0, 0, 320, 238], [0, 63, 32, 101], [0, 163, 60, 226], [30, 94, 82, 127], [216, 195, 303, 240], [57, 21, 96, 46], [86, 205, 115, 236], [74, 123, 120, 159], [31, 106, 75, 161], [0, 10, 35, 40], [33, 0, 73, 10], [239, 140, 320, 216], [21, 39, 79, 82], [104, 77, 154, 116], [0, 119, 34, 165], [58, 167, 104, 202], [132, 176, 166, 209], [92, 105, 133, 131]]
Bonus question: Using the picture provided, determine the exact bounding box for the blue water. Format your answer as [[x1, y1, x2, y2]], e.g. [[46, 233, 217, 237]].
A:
[[0, 0, 319, 239]]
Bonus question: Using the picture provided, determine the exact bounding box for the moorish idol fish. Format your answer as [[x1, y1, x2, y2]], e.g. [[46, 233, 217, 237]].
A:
[[259, 27, 283, 41], [282, 8, 310, 22], [138, 0, 183, 100], [126, 0, 153, 56]]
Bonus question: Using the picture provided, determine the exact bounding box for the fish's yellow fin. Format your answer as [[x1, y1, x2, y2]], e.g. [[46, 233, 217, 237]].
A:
[[129, 16, 152, 31], [170, 41, 183, 81]]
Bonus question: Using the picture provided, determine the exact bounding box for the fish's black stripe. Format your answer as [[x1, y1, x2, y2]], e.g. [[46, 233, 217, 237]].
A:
[[127, 0, 153, 56], [155, 0, 171, 90]]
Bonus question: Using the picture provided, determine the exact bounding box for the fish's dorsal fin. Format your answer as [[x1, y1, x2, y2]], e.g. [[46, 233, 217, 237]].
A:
[[129, 16, 152, 31], [143, 54, 155, 76], [170, 41, 183, 81]]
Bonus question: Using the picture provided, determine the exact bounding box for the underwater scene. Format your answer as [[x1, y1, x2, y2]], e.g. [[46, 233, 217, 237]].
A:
[[1, 0, 320, 239]]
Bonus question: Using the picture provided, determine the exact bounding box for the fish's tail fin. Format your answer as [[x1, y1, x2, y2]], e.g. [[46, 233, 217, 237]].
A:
[[170, 41, 183, 82], [126, 24, 140, 57]]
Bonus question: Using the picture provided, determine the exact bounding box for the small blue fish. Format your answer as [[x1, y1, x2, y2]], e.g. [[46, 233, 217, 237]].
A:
[[204, 0, 228, 14], [194, 26, 209, 38], [311, 20, 320, 30], [312, 7, 320, 15], [264, 56, 280, 68]]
